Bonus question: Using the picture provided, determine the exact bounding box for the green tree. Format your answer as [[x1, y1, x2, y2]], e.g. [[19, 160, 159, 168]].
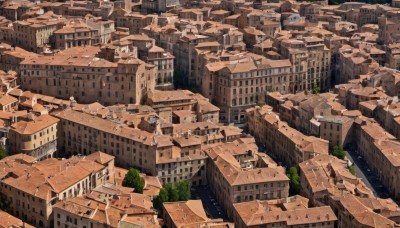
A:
[[153, 188, 169, 212], [176, 181, 191, 201], [286, 167, 301, 196], [164, 183, 179, 202], [122, 168, 144, 193], [349, 165, 356, 176], [332, 145, 346, 160], [257, 99, 266, 107], [312, 84, 320, 94], [0, 147, 6, 160]]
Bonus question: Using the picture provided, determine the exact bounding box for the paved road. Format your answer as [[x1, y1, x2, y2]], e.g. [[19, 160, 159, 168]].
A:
[[346, 149, 391, 199], [191, 186, 228, 220]]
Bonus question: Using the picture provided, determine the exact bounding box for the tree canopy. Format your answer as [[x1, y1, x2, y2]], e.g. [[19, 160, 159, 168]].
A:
[[122, 168, 144, 193], [152, 181, 191, 213], [153, 188, 169, 212], [176, 181, 191, 201], [332, 145, 346, 160], [312, 84, 320, 94], [349, 165, 356, 176], [0, 147, 6, 160], [164, 183, 179, 202], [287, 167, 301, 196]]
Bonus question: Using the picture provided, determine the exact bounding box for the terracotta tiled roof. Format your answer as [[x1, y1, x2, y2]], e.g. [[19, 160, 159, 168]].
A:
[[234, 196, 337, 226], [0, 210, 35, 228], [0, 95, 17, 106], [10, 114, 59, 135]]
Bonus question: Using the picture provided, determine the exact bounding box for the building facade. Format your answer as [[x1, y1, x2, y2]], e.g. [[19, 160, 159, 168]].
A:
[[8, 114, 59, 160], [19, 46, 156, 106]]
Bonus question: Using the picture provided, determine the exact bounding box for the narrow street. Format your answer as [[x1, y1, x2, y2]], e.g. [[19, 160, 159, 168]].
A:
[[346, 149, 391, 199], [260, 141, 393, 200], [191, 186, 229, 221]]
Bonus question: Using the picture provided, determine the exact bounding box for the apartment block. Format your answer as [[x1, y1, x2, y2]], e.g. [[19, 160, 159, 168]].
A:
[[53, 107, 214, 186], [113, 12, 157, 34], [345, 87, 386, 110], [193, 45, 251, 88], [53, 194, 159, 228], [299, 154, 373, 206], [50, 15, 114, 46], [279, 36, 331, 93], [246, 105, 329, 167], [300, 3, 321, 22], [373, 100, 400, 140], [333, 82, 361, 106], [174, 34, 213, 86], [233, 195, 337, 228], [205, 138, 289, 218], [264, 91, 346, 132], [0, 152, 114, 227], [19, 46, 156, 106], [334, 193, 399, 227], [8, 114, 59, 160], [0, 1, 39, 21], [0, 42, 38, 72], [38, 1, 115, 20], [163, 200, 234, 228], [54, 22, 100, 50], [203, 57, 292, 123], [0, 70, 17, 93], [147, 90, 220, 124], [103, 33, 175, 90], [378, 13, 400, 45], [0, 210, 35, 228], [0, 94, 18, 111], [386, 43, 400, 71], [356, 118, 400, 200], [363, 68, 400, 97], [119, 34, 175, 90], [298, 95, 334, 135], [335, 45, 378, 84], [53, 107, 162, 170], [246, 9, 282, 37], [0, 11, 67, 52], [178, 9, 204, 21], [142, 0, 180, 13], [319, 115, 354, 147]]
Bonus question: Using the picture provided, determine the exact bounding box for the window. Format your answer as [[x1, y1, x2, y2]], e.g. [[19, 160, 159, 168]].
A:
[[236, 196, 241, 202]]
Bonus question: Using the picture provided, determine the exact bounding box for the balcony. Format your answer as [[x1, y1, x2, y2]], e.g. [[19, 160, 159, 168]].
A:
[[25, 140, 57, 161]]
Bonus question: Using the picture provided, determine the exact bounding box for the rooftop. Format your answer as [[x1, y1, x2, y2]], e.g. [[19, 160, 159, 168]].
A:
[[234, 196, 337, 226], [0, 210, 35, 228], [163, 200, 233, 227], [54, 194, 158, 227], [0, 152, 112, 200], [10, 114, 59, 135]]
